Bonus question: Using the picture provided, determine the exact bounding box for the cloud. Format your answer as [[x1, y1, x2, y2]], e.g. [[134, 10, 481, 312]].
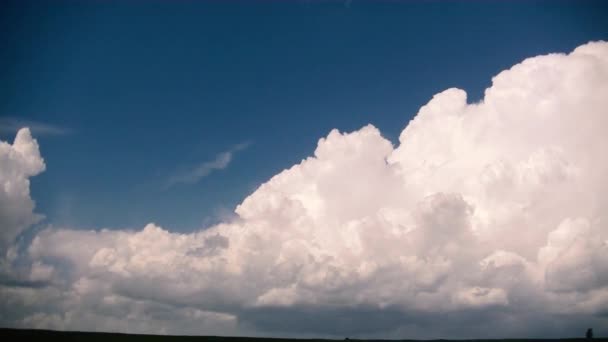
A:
[[1, 41, 608, 338], [166, 142, 251, 188], [0, 118, 69, 136], [0, 128, 45, 253]]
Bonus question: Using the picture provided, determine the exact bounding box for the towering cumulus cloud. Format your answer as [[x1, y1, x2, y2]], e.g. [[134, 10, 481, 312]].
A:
[[1, 41, 608, 338], [0, 129, 45, 254]]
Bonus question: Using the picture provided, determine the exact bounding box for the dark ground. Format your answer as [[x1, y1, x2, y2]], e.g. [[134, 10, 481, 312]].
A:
[[0, 328, 602, 342]]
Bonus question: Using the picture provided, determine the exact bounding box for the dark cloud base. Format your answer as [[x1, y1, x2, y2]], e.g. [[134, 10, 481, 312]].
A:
[[239, 306, 603, 339]]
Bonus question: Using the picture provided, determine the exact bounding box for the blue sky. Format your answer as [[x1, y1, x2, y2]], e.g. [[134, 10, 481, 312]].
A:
[[2, 0, 607, 232]]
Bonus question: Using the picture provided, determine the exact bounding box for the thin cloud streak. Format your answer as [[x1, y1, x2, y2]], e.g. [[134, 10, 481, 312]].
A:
[[166, 142, 251, 188], [0, 117, 70, 136]]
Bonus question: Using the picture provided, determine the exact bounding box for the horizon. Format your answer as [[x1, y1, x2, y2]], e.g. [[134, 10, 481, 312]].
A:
[[0, 326, 602, 340]]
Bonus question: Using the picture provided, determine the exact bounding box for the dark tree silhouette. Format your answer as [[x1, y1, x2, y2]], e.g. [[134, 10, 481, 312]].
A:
[[586, 328, 593, 339]]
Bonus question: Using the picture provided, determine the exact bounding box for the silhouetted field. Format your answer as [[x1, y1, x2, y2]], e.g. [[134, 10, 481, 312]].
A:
[[0, 328, 597, 342]]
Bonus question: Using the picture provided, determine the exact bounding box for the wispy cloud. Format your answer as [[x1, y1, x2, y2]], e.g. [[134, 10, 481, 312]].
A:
[[166, 142, 251, 188], [0, 117, 70, 136]]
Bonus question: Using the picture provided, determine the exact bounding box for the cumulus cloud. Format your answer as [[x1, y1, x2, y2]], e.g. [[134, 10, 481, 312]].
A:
[[0, 128, 45, 253], [1, 41, 608, 338]]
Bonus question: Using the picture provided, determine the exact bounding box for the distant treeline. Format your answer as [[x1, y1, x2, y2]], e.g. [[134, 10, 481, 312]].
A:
[[0, 328, 597, 342]]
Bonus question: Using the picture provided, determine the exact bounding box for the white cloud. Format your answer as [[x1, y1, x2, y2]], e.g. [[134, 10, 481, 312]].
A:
[[2, 41, 608, 338], [0, 128, 45, 253], [166, 142, 251, 188]]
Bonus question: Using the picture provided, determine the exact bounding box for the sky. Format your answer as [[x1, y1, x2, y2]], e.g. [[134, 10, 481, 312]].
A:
[[1, 0, 608, 339]]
